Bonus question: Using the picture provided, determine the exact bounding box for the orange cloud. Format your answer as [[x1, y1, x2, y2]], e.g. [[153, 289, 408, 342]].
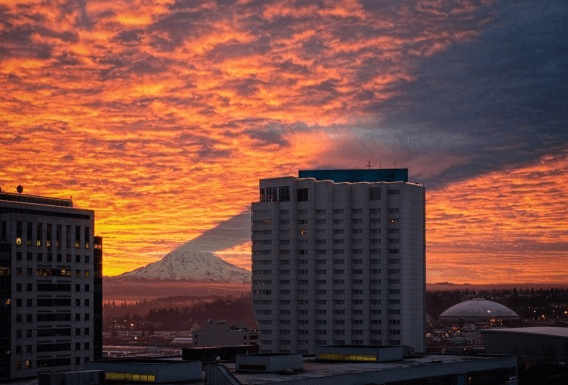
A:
[[8, 0, 565, 285], [427, 153, 568, 284]]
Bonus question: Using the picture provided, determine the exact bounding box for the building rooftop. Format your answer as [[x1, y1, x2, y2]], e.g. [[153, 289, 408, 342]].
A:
[[0, 191, 73, 207], [298, 169, 408, 183], [228, 354, 515, 385], [440, 298, 519, 319], [481, 326, 568, 338], [5, 354, 518, 385]]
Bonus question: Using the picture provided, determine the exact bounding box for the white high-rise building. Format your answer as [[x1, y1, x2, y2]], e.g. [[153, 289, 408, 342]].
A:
[[251, 170, 425, 354], [0, 189, 102, 379]]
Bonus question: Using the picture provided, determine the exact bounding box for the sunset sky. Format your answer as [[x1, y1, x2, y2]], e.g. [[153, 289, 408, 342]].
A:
[[1, 0, 566, 284]]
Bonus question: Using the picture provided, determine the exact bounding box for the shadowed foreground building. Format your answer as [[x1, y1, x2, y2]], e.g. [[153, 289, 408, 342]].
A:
[[251, 169, 425, 354], [0, 189, 102, 378]]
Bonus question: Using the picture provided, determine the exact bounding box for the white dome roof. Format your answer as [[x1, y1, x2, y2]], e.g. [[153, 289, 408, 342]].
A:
[[440, 298, 519, 319]]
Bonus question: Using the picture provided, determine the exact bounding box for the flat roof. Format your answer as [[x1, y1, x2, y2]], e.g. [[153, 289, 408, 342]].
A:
[[228, 354, 515, 385], [481, 327, 568, 338], [299, 169, 408, 183], [0, 192, 73, 207]]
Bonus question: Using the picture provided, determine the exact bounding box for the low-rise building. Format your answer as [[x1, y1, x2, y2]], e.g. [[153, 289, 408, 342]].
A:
[[193, 320, 258, 346]]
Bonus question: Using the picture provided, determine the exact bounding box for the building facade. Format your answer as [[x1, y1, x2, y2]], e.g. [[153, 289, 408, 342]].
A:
[[251, 170, 425, 354], [0, 190, 102, 378]]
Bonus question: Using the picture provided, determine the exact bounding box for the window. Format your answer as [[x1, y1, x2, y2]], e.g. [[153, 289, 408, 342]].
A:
[[75, 226, 81, 248], [297, 188, 308, 201], [370, 187, 381, 200], [279, 186, 290, 202], [265, 187, 278, 202], [388, 189, 400, 195]]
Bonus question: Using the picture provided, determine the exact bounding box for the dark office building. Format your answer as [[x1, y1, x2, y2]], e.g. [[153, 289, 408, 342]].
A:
[[0, 189, 102, 378]]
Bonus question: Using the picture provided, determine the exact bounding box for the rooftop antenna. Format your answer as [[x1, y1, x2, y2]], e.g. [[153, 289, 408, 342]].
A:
[[366, 161, 371, 169], [394, 161, 397, 168]]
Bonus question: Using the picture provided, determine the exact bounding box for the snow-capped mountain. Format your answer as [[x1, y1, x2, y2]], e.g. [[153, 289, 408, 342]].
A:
[[117, 248, 250, 282], [116, 210, 252, 282]]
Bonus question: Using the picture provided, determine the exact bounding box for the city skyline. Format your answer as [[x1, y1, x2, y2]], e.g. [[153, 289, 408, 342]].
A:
[[1, 0, 567, 284]]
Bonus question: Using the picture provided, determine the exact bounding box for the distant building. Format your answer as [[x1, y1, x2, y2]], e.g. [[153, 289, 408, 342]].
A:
[[251, 169, 425, 354], [193, 320, 258, 346], [439, 298, 519, 323], [0, 189, 102, 378]]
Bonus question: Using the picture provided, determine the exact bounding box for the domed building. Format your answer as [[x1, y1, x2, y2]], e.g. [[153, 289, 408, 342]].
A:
[[440, 298, 519, 322]]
